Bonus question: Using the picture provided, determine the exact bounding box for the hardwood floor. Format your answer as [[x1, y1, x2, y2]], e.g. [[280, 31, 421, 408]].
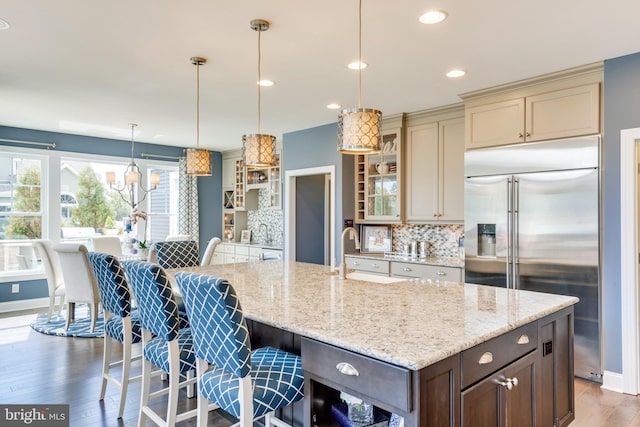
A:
[[1, 309, 640, 426]]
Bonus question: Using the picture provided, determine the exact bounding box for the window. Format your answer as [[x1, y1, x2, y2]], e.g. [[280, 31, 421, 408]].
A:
[[0, 154, 44, 273], [146, 166, 179, 242]]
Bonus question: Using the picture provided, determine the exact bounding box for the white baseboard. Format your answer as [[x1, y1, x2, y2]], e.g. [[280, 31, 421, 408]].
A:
[[601, 370, 625, 394], [0, 298, 48, 313]]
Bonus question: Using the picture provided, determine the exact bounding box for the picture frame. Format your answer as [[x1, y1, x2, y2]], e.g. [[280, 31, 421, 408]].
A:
[[361, 225, 392, 253], [240, 229, 251, 244]]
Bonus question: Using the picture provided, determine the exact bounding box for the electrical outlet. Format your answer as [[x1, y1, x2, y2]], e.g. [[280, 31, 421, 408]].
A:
[[11, 283, 19, 293]]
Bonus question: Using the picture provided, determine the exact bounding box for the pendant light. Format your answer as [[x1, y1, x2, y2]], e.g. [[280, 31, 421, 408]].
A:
[[186, 56, 212, 176], [242, 19, 276, 169], [337, 0, 382, 154]]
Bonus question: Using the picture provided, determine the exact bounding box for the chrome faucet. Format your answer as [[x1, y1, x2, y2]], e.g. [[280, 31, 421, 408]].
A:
[[259, 223, 270, 245], [340, 227, 361, 279]]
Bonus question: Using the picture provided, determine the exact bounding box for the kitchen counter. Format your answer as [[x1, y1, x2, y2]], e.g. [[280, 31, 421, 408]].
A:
[[167, 260, 576, 370], [222, 241, 283, 251], [345, 251, 464, 268]]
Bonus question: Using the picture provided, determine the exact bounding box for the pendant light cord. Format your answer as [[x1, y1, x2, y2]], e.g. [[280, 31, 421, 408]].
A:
[[358, 0, 362, 109], [130, 124, 135, 161], [257, 28, 262, 134], [196, 61, 200, 149]]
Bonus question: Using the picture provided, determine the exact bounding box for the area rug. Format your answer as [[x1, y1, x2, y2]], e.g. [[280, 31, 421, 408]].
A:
[[30, 310, 104, 338]]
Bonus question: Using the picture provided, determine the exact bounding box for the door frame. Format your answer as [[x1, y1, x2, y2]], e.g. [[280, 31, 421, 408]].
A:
[[284, 166, 336, 266], [620, 126, 640, 395]]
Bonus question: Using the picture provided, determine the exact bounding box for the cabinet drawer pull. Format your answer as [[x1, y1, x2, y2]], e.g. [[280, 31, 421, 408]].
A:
[[403, 267, 412, 272], [336, 362, 360, 376], [436, 270, 447, 276], [518, 132, 524, 138], [517, 334, 530, 345], [371, 263, 379, 268], [498, 377, 519, 391], [352, 261, 360, 266], [478, 352, 493, 365]]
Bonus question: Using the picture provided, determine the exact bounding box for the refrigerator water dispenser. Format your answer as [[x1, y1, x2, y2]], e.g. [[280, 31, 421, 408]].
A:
[[477, 224, 496, 257]]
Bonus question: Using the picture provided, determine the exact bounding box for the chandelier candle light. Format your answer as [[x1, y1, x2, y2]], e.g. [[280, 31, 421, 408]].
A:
[[337, 0, 382, 153], [186, 56, 212, 176], [242, 19, 276, 168], [106, 123, 160, 210]]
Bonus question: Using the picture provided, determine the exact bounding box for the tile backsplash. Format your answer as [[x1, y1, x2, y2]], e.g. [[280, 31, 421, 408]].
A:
[[247, 189, 283, 247], [391, 224, 464, 257]]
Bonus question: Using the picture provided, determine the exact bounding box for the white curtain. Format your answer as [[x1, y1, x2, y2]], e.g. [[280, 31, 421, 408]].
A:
[[178, 157, 199, 242]]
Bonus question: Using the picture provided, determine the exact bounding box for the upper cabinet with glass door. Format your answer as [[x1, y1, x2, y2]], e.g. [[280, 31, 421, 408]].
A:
[[355, 122, 403, 223]]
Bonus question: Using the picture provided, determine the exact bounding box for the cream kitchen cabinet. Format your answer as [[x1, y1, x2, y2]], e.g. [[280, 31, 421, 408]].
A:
[[463, 64, 602, 150], [405, 116, 464, 222], [354, 114, 405, 223]]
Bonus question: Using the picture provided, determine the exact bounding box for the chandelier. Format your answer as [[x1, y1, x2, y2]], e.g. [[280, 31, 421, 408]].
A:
[[106, 123, 160, 210], [242, 19, 276, 168], [337, 0, 382, 153]]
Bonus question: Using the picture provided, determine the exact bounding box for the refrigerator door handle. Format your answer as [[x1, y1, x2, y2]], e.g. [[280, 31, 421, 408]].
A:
[[513, 177, 519, 289], [507, 177, 513, 289]]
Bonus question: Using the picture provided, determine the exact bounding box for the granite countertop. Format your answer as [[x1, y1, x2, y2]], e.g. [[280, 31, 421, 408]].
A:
[[345, 252, 465, 268], [167, 261, 577, 371]]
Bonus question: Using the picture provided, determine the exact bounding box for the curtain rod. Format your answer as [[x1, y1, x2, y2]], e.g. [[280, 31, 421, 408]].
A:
[[141, 152, 181, 160], [0, 138, 56, 149]]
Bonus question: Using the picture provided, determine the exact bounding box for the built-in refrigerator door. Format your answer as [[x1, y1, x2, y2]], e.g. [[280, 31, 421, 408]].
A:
[[515, 168, 600, 381], [464, 175, 512, 287]]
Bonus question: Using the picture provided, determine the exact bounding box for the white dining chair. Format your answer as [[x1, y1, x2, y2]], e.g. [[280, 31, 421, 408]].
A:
[[33, 240, 66, 321], [91, 236, 123, 256], [52, 243, 101, 332], [200, 237, 221, 266]]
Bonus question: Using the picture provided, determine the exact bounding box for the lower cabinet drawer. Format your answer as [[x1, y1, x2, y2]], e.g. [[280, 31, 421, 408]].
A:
[[391, 262, 462, 281], [345, 256, 390, 275], [461, 322, 538, 389], [301, 337, 411, 412]]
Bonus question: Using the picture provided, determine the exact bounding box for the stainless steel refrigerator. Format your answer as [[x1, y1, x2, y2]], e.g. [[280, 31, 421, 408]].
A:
[[464, 135, 601, 381]]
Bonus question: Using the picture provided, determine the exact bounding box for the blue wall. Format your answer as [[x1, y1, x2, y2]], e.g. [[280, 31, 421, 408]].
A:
[[283, 122, 355, 264], [602, 52, 640, 373], [0, 125, 222, 303]]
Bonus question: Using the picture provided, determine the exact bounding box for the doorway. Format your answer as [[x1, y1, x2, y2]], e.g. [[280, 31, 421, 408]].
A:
[[619, 127, 640, 395], [284, 166, 336, 266]]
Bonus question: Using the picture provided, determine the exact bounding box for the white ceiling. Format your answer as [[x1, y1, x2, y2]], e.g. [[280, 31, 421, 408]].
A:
[[1, 0, 640, 152]]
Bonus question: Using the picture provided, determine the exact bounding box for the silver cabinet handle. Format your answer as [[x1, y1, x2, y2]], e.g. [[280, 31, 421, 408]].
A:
[[353, 261, 360, 266], [403, 267, 412, 272], [371, 263, 379, 268], [498, 377, 519, 391], [336, 362, 359, 376], [436, 270, 447, 276], [478, 352, 493, 365], [517, 334, 529, 345]]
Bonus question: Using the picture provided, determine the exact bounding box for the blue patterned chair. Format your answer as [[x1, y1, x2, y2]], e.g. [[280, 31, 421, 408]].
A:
[[88, 252, 142, 419], [154, 240, 200, 269], [122, 261, 204, 426], [175, 272, 304, 427]]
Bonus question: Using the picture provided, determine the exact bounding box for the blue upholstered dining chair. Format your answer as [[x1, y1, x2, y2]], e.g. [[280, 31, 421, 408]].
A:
[[122, 260, 203, 427], [88, 252, 142, 419], [175, 272, 305, 427], [154, 240, 200, 269]]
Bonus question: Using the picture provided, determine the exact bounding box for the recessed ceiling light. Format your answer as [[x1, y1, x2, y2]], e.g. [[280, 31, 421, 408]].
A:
[[258, 79, 275, 87], [419, 10, 448, 24], [0, 18, 10, 30], [446, 69, 466, 78], [347, 61, 368, 70], [327, 103, 342, 110]]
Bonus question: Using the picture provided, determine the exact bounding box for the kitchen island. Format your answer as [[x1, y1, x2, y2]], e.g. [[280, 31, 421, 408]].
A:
[[168, 260, 577, 427]]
